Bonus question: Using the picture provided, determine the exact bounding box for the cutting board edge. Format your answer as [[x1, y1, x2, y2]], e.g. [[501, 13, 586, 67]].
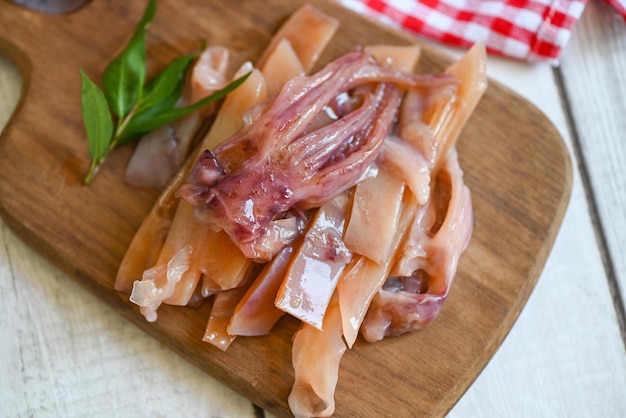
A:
[[440, 130, 574, 416]]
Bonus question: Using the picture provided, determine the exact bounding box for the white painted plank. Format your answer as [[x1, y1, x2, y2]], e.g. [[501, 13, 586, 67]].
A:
[[0, 221, 257, 417], [0, 56, 20, 127], [559, 0, 626, 310]]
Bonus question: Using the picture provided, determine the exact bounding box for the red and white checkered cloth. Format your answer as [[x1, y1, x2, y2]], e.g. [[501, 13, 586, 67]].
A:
[[335, 0, 626, 65], [607, 0, 626, 16]]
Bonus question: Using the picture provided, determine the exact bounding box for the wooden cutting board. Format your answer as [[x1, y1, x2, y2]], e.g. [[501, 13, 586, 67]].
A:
[[0, 0, 572, 416]]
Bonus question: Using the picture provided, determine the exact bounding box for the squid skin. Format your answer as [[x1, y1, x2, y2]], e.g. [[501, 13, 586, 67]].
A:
[[179, 51, 454, 261]]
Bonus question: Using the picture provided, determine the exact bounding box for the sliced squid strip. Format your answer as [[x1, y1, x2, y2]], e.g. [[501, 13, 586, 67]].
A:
[[228, 244, 296, 336], [379, 135, 431, 205], [434, 42, 487, 171], [390, 198, 438, 279], [115, 142, 200, 293], [260, 38, 305, 97], [343, 166, 406, 264], [398, 87, 435, 162], [129, 245, 192, 322], [361, 148, 473, 341], [202, 274, 255, 351], [275, 192, 351, 329], [161, 203, 208, 305], [288, 293, 346, 418], [337, 191, 417, 348], [256, 4, 339, 73], [199, 229, 250, 294]]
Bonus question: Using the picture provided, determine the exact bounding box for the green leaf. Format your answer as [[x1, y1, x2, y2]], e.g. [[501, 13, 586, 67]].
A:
[[119, 46, 205, 143], [116, 90, 179, 145], [102, 0, 157, 118], [102, 33, 145, 118], [137, 0, 157, 28], [79, 1, 253, 185], [135, 53, 197, 115], [80, 69, 113, 162], [121, 71, 251, 138]]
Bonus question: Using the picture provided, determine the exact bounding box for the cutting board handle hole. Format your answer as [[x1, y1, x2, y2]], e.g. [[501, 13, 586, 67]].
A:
[[10, 0, 92, 15]]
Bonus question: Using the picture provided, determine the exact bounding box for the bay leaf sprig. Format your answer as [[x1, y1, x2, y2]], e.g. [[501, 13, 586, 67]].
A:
[[80, 0, 250, 184]]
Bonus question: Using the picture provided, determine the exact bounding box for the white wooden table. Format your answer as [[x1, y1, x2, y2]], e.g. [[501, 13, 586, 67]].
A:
[[1, 1, 625, 417]]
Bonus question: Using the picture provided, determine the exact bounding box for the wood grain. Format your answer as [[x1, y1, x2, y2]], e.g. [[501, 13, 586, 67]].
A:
[[0, 1, 572, 417]]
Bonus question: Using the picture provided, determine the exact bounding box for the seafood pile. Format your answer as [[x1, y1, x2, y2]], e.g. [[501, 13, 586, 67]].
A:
[[115, 4, 486, 417]]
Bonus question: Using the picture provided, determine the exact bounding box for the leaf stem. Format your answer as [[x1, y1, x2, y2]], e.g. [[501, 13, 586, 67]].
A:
[[83, 141, 115, 185], [82, 105, 137, 185], [113, 105, 137, 144], [84, 160, 99, 185]]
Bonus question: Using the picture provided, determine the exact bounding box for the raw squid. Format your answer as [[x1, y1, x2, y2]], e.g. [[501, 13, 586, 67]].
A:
[[379, 135, 431, 205], [118, 3, 486, 415], [260, 38, 305, 98], [286, 46, 426, 416], [343, 166, 406, 264], [255, 4, 339, 73], [198, 18, 341, 344], [335, 45, 422, 347], [361, 148, 474, 341], [114, 60, 254, 295], [129, 245, 192, 322], [227, 243, 295, 336], [122, 64, 267, 308], [178, 51, 455, 261], [199, 229, 251, 295], [275, 192, 352, 329], [288, 293, 346, 418], [203, 272, 255, 351]]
